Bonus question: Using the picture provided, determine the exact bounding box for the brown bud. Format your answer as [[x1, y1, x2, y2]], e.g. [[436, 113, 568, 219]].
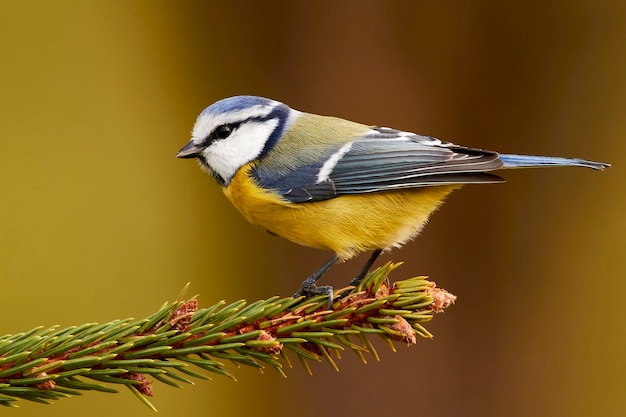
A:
[[386, 316, 417, 345], [427, 283, 457, 313]]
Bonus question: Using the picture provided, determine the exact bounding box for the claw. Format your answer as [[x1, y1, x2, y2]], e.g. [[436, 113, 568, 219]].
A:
[[293, 284, 334, 308], [293, 254, 339, 307]]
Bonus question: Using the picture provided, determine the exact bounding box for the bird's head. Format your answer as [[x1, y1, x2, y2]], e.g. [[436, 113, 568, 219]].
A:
[[177, 95, 298, 186]]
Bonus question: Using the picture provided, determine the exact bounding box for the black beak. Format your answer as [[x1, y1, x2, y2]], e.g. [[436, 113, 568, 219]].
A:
[[177, 141, 203, 159]]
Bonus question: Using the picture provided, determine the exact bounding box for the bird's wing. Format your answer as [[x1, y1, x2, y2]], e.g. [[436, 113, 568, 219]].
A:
[[253, 127, 504, 203]]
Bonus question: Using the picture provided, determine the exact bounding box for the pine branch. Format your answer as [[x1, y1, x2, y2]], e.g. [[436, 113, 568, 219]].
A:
[[0, 262, 455, 410]]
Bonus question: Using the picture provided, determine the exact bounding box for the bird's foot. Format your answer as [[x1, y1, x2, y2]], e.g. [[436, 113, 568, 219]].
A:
[[292, 254, 339, 308], [293, 283, 334, 299], [293, 283, 334, 309]]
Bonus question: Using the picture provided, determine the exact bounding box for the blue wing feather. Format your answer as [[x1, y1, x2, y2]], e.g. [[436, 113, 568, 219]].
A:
[[328, 131, 504, 195], [252, 127, 505, 202]]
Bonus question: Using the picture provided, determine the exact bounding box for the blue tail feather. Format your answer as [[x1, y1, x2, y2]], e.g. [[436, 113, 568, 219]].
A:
[[499, 154, 610, 170]]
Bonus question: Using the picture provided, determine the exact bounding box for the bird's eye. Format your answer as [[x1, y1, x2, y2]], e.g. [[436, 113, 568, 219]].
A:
[[214, 124, 233, 140]]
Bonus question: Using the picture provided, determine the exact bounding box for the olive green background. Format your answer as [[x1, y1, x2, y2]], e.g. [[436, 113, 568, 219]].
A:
[[1, 1, 624, 416]]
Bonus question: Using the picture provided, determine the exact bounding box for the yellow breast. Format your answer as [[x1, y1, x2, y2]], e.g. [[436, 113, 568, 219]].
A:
[[223, 163, 460, 260]]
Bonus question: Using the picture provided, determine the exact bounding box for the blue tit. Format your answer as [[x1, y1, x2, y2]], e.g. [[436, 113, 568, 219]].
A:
[[177, 95, 609, 299]]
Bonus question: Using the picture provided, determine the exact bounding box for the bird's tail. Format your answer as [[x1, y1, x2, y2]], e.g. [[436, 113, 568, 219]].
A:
[[499, 154, 610, 170]]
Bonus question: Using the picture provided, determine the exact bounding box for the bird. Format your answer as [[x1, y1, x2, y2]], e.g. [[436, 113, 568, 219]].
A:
[[177, 95, 609, 300]]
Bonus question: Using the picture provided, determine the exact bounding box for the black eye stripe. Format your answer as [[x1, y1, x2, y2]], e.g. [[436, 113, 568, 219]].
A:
[[201, 122, 241, 146], [199, 104, 288, 149]]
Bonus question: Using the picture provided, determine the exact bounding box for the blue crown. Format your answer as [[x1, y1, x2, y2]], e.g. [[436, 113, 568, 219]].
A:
[[201, 95, 275, 117]]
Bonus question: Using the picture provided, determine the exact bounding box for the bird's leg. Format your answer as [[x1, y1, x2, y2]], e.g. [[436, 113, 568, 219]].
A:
[[349, 249, 383, 287], [293, 254, 340, 301]]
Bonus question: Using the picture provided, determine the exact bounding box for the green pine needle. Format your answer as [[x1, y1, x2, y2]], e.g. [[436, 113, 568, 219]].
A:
[[0, 262, 455, 410]]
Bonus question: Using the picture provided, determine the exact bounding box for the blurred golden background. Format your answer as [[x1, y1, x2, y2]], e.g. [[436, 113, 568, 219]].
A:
[[1, 1, 624, 416]]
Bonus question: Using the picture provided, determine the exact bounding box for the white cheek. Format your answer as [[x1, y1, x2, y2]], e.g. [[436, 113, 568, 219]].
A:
[[204, 119, 279, 182]]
